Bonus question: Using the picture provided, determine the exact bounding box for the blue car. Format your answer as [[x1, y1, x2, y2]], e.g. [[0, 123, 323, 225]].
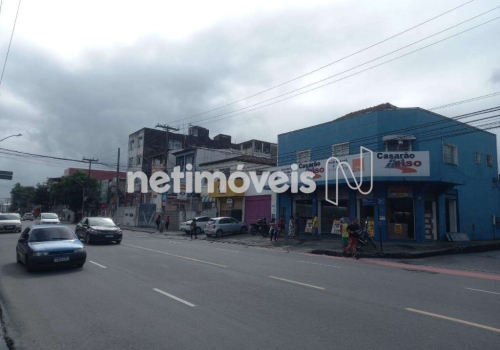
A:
[[16, 225, 87, 272]]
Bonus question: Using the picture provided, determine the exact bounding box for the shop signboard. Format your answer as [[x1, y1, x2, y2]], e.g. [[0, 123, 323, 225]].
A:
[[331, 220, 341, 234], [394, 223, 403, 235], [367, 219, 375, 236], [387, 186, 413, 198], [362, 198, 377, 206], [305, 219, 313, 233]]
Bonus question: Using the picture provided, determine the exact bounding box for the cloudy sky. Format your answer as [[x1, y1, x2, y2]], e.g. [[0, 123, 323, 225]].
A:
[[0, 0, 499, 202]]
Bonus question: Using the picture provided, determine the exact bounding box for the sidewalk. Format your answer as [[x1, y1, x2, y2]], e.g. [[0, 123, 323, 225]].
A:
[[120, 225, 500, 258]]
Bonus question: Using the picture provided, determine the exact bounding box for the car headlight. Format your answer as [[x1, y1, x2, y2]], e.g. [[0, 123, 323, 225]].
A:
[[74, 248, 85, 253], [116, 230, 122, 234], [32, 252, 49, 256], [89, 228, 98, 234]]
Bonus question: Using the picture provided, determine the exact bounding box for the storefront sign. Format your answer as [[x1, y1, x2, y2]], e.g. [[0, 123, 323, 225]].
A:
[[331, 220, 341, 234], [305, 219, 313, 233], [317, 188, 349, 200], [379, 216, 386, 221], [362, 198, 377, 206], [367, 220, 375, 236], [394, 223, 403, 235], [387, 186, 413, 198]]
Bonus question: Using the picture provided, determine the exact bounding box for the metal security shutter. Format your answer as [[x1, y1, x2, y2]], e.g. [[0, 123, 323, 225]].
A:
[[244, 195, 271, 227]]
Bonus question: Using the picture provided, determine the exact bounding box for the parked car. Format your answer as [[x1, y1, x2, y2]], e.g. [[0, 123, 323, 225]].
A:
[[36, 213, 61, 225], [179, 216, 210, 234], [204, 217, 248, 238], [0, 213, 22, 233], [16, 225, 86, 272], [75, 217, 122, 244], [22, 213, 34, 221]]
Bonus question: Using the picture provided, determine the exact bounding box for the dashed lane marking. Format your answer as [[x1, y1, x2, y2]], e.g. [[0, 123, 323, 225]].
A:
[[89, 261, 107, 269], [465, 287, 500, 295], [406, 308, 500, 333], [269, 276, 325, 290], [153, 288, 196, 307], [122, 243, 227, 268], [298, 261, 340, 268]]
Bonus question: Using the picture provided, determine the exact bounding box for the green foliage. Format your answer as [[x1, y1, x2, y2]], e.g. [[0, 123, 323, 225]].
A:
[[9, 183, 35, 212], [32, 183, 52, 211], [51, 170, 99, 213]]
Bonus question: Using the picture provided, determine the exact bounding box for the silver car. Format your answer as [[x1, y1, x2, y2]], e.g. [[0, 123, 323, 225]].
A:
[[204, 217, 248, 238], [0, 213, 22, 233], [179, 216, 210, 234]]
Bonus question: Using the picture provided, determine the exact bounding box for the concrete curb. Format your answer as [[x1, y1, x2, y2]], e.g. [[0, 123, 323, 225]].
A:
[[311, 242, 500, 259]]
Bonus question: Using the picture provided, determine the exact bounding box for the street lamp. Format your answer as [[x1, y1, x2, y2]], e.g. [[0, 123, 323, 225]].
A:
[[0, 134, 22, 143]]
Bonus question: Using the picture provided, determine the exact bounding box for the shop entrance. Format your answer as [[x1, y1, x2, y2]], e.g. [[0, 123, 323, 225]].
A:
[[294, 199, 312, 234], [425, 200, 437, 240], [446, 199, 458, 232], [387, 198, 415, 240], [321, 200, 349, 233], [357, 200, 375, 230]]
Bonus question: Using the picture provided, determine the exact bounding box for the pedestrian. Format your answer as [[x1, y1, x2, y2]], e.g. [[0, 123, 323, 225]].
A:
[[294, 213, 300, 237], [190, 217, 198, 239], [277, 217, 285, 240], [155, 214, 161, 231], [165, 216, 170, 230], [344, 217, 360, 259], [288, 216, 295, 238], [269, 218, 277, 242], [312, 214, 319, 239], [340, 218, 349, 251]]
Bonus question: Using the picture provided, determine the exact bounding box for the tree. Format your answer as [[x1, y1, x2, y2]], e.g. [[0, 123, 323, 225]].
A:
[[9, 183, 35, 213], [32, 183, 52, 212], [51, 171, 99, 222]]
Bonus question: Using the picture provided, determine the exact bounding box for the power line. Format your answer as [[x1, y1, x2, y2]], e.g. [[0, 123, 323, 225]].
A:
[[0, 0, 21, 96], [164, 0, 478, 126]]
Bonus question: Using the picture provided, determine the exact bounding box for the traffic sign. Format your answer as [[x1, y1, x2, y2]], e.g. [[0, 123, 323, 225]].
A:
[[0, 171, 13, 180]]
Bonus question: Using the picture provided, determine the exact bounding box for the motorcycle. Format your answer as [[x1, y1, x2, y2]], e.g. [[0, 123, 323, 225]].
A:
[[356, 218, 377, 250], [250, 218, 269, 237]]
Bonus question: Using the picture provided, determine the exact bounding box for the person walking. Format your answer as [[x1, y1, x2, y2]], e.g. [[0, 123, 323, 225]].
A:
[[277, 217, 285, 240], [344, 217, 360, 259], [155, 214, 161, 231], [288, 216, 295, 238], [312, 214, 319, 239], [190, 217, 198, 239], [165, 216, 170, 230], [269, 218, 278, 242], [340, 218, 349, 251]]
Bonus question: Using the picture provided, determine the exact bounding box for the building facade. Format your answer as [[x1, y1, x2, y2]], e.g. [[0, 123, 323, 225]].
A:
[[275, 104, 500, 242]]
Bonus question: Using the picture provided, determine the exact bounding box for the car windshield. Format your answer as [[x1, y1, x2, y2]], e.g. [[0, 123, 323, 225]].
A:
[[207, 220, 216, 225], [88, 218, 116, 227], [28, 227, 76, 242], [0, 214, 19, 220], [41, 213, 59, 219]]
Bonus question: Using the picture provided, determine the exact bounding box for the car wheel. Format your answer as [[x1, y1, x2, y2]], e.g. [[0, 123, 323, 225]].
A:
[[16, 252, 21, 264], [115, 240, 121, 244], [216, 230, 223, 238], [240, 227, 248, 234], [196, 227, 202, 234], [85, 233, 92, 245]]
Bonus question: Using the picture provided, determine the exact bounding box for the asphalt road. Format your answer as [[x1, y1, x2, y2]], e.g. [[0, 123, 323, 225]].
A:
[[0, 222, 499, 350]]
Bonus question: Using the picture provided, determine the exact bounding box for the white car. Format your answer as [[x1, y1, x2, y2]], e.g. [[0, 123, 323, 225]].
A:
[[204, 217, 248, 238], [179, 216, 210, 234], [36, 213, 61, 225], [0, 213, 22, 233]]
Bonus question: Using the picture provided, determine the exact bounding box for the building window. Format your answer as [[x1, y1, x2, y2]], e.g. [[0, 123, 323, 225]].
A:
[[128, 157, 133, 167], [137, 156, 142, 165], [296, 149, 311, 163], [486, 154, 493, 167], [443, 143, 458, 165], [332, 142, 349, 157], [475, 152, 481, 164], [129, 140, 135, 150], [169, 140, 182, 150], [385, 140, 411, 151], [138, 136, 143, 147]]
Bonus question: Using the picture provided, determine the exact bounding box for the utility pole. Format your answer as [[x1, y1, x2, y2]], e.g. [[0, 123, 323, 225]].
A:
[[115, 148, 120, 223], [155, 124, 180, 231], [82, 157, 98, 217]]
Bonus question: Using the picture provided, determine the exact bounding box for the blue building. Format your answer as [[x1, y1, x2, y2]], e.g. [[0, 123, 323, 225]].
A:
[[275, 103, 500, 242]]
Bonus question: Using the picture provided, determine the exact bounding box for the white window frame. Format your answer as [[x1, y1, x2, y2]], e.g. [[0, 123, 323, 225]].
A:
[[443, 143, 458, 165], [475, 152, 481, 164], [332, 142, 349, 157], [486, 154, 493, 167], [296, 149, 311, 163]]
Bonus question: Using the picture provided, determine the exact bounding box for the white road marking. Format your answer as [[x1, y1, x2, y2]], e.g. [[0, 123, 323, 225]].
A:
[[465, 287, 500, 295], [269, 276, 325, 290], [215, 248, 240, 253], [406, 308, 500, 333], [298, 261, 340, 268], [89, 261, 107, 269], [153, 288, 196, 307], [122, 243, 227, 268]]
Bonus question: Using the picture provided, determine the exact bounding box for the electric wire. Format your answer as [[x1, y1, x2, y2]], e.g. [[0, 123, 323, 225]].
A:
[[0, 0, 21, 96]]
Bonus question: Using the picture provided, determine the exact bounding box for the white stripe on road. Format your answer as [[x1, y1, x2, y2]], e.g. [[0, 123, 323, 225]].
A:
[[215, 248, 240, 253], [89, 261, 107, 269], [406, 308, 500, 333], [298, 261, 340, 268], [269, 276, 325, 290], [465, 287, 500, 295], [153, 288, 196, 307], [122, 243, 227, 268]]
